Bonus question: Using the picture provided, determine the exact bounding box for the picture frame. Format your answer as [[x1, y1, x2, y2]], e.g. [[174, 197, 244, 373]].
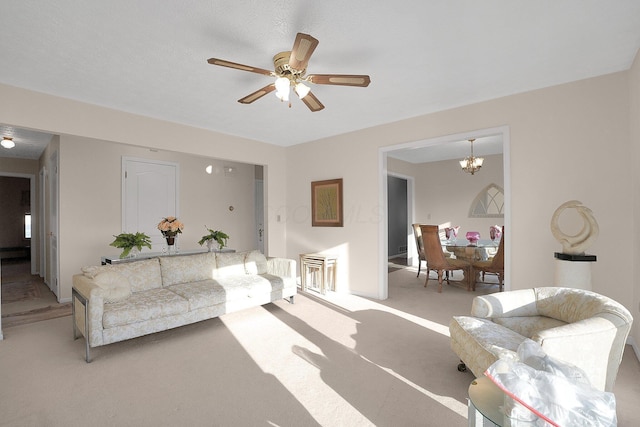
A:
[[311, 178, 343, 227]]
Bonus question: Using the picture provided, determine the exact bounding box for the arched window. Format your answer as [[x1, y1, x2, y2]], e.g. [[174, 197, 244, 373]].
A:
[[469, 183, 504, 218]]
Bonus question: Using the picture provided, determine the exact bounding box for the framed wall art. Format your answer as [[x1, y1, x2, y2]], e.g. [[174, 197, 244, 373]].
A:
[[311, 178, 343, 227]]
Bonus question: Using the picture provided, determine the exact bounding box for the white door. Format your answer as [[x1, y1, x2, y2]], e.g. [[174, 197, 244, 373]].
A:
[[255, 179, 265, 253], [39, 168, 46, 278], [123, 158, 178, 251], [48, 151, 59, 299]]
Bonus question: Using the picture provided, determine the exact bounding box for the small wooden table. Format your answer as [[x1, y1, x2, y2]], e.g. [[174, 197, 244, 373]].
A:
[[300, 253, 337, 294]]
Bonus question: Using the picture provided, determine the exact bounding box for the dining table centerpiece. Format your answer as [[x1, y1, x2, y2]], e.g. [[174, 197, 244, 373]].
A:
[[465, 231, 481, 246], [157, 216, 184, 249]]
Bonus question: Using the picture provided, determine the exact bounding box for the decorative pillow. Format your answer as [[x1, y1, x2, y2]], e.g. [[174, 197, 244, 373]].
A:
[[81, 265, 104, 279], [244, 250, 268, 275], [93, 271, 132, 303]]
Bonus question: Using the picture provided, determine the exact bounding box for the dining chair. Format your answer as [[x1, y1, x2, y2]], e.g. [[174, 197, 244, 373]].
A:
[[471, 226, 505, 291], [420, 225, 472, 292], [412, 224, 428, 278], [412, 223, 451, 279]]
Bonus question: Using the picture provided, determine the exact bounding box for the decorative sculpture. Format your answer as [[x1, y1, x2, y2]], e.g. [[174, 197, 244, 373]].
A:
[[550, 200, 599, 255]]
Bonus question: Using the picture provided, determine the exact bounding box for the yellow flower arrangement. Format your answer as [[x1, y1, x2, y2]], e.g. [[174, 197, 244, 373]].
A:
[[157, 216, 184, 237]]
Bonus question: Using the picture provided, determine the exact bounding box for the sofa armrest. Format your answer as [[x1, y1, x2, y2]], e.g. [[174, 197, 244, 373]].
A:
[[471, 289, 538, 318], [533, 313, 629, 391], [267, 257, 296, 280], [72, 274, 106, 347]]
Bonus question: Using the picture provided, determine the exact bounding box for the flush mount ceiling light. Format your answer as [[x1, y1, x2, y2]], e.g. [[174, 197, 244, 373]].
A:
[[1, 137, 15, 149], [459, 139, 484, 175]]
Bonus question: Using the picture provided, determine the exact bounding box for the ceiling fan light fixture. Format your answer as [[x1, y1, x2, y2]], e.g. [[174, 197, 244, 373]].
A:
[[1, 137, 15, 149], [295, 82, 310, 99], [275, 76, 291, 101]]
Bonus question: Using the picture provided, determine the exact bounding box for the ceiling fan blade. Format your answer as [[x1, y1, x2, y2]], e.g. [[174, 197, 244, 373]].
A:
[[307, 74, 371, 87], [207, 58, 273, 76], [301, 91, 325, 112], [288, 33, 319, 71], [238, 84, 276, 104]]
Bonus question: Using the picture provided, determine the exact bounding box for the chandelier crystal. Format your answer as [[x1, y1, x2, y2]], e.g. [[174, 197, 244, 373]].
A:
[[459, 139, 484, 175]]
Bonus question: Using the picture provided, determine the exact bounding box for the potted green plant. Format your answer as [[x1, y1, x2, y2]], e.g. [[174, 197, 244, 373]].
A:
[[110, 232, 152, 259], [198, 227, 229, 251]]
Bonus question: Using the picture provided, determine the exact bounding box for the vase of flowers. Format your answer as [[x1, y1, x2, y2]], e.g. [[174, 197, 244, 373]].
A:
[[110, 232, 152, 259], [198, 227, 229, 251], [158, 216, 184, 253], [489, 225, 502, 242], [445, 226, 460, 243], [466, 231, 481, 246]]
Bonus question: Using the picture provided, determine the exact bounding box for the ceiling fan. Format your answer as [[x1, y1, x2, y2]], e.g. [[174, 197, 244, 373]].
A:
[[207, 33, 371, 112]]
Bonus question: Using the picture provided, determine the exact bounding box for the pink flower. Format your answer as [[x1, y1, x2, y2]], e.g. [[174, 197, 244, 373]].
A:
[[157, 217, 184, 235]]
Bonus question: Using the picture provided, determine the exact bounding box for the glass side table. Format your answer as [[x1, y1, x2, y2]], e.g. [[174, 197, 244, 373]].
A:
[[468, 376, 503, 426]]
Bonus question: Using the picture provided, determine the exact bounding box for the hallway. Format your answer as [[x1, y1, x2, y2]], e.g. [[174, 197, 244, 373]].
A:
[[1, 258, 69, 329]]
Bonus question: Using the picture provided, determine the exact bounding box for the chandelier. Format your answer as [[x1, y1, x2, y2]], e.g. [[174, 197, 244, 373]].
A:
[[459, 139, 484, 175]]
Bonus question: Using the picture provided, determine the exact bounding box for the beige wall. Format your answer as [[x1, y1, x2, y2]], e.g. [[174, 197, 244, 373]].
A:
[[57, 135, 258, 301], [287, 71, 634, 313], [388, 154, 504, 234], [630, 49, 640, 350], [0, 83, 289, 303]]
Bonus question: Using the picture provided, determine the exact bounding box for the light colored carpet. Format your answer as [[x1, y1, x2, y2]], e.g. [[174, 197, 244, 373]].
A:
[[0, 266, 638, 426]]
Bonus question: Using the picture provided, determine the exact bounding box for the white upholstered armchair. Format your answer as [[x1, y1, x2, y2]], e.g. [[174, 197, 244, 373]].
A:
[[449, 287, 633, 392]]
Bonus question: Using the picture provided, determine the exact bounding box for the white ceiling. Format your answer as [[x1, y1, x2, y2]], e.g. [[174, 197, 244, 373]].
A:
[[1, 1, 640, 160]]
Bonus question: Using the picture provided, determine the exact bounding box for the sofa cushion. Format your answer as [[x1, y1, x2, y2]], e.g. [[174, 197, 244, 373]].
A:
[[245, 250, 268, 275], [159, 252, 216, 286], [102, 288, 189, 328], [93, 271, 132, 303], [215, 251, 248, 278], [82, 258, 162, 293], [167, 280, 227, 311], [492, 316, 567, 339]]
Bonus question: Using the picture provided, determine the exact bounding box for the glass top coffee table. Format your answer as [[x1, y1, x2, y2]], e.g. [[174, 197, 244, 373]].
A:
[[468, 376, 504, 426]]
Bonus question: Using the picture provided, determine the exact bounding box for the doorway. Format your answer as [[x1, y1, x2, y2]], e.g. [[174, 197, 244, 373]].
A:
[[379, 126, 511, 300], [1, 175, 65, 330]]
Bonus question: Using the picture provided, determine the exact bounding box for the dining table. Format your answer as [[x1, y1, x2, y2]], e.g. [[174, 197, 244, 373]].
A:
[[444, 239, 499, 287]]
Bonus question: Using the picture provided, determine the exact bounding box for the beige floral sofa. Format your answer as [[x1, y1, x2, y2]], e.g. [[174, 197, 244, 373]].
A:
[[72, 250, 296, 362], [449, 287, 633, 392]]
